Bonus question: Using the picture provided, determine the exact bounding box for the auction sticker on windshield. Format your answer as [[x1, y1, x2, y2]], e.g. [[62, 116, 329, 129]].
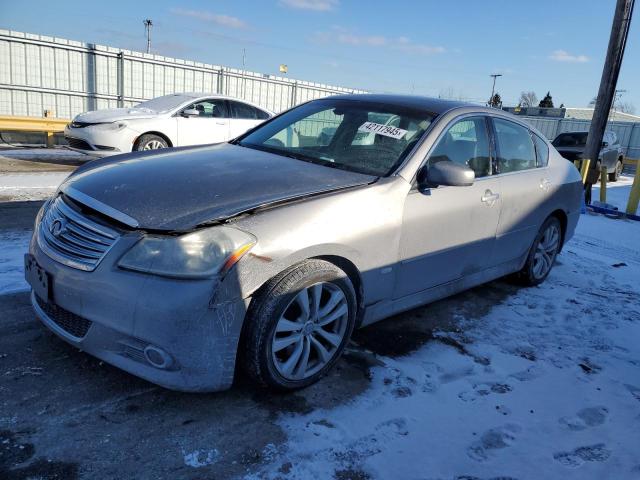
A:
[[358, 122, 407, 139]]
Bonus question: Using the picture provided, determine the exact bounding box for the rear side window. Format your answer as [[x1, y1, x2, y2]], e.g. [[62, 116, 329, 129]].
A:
[[229, 101, 269, 120], [493, 118, 537, 173], [428, 117, 492, 177], [532, 133, 549, 167]]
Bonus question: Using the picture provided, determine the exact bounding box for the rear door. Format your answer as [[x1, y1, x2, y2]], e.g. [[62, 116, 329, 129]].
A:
[[176, 98, 230, 146], [228, 101, 270, 138], [491, 117, 553, 265], [395, 115, 503, 298]]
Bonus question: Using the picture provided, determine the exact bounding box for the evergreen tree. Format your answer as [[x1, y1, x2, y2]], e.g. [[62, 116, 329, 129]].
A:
[[539, 91, 554, 108], [488, 93, 502, 108]]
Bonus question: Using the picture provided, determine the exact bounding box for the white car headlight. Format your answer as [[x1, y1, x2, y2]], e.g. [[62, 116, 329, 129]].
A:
[[118, 226, 256, 279], [92, 122, 128, 131]]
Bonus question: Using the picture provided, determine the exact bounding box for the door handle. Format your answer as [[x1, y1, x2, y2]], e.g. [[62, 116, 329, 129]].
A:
[[481, 189, 500, 206], [215, 121, 226, 125], [539, 179, 552, 192]]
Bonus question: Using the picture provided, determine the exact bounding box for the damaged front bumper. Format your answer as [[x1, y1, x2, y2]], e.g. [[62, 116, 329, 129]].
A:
[[27, 231, 249, 392]]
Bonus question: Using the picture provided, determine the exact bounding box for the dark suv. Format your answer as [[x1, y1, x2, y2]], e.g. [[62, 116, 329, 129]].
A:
[[552, 131, 625, 181]]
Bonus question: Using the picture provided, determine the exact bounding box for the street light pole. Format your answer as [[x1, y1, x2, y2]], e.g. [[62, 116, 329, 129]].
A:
[[144, 19, 153, 54], [489, 74, 502, 106]]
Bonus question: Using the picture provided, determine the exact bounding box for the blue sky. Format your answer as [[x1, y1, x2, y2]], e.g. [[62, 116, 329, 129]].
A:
[[2, 0, 639, 109]]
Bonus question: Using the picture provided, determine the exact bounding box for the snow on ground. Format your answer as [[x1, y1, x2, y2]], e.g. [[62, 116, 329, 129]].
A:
[[248, 213, 640, 480], [0, 230, 32, 294], [592, 173, 636, 213], [0, 172, 68, 201]]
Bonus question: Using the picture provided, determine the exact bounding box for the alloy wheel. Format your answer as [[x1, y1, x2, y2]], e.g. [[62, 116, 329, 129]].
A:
[[271, 282, 349, 380], [143, 140, 165, 150], [532, 223, 560, 279]]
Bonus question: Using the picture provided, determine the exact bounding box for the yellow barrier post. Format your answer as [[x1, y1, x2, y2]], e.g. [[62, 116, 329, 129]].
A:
[[626, 159, 640, 215], [580, 158, 591, 184], [599, 165, 607, 203]]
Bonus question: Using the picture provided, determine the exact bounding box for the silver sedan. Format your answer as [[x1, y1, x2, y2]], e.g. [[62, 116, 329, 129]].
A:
[[25, 94, 582, 392]]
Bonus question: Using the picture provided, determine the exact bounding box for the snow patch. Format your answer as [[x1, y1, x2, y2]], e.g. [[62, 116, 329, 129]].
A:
[[182, 448, 219, 468], [0, 172, 68, 201], [0, 230, 32, 294]]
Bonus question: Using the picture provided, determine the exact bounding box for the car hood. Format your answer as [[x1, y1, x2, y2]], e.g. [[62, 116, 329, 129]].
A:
[[73, 108, 160, 123], [60, 143, 376, 231]]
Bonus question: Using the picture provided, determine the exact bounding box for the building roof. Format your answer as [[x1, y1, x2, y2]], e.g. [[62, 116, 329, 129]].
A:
[[564, 107, 640, 122]]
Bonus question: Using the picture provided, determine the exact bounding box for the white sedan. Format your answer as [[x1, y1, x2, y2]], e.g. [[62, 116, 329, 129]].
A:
[[64, 93, 273, 156]]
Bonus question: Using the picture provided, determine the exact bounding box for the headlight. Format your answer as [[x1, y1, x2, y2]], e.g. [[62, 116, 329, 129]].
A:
[[93, 122, 128, 131], [118, 226, 256, 279]]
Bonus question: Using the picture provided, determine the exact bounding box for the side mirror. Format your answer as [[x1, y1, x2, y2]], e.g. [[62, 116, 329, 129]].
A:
[[182, 108, 199, 117], [417, 161, 475, 191]]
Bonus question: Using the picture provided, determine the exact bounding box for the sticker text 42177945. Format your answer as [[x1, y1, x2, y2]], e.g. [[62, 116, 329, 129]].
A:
[[358, 122, 408, 140]]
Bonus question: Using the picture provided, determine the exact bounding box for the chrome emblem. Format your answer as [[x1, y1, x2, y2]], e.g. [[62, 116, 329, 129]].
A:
[[50, 218, 67, 238]]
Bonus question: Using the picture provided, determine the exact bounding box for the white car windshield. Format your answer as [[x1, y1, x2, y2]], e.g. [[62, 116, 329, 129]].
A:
[[134, 94, 197, 113]]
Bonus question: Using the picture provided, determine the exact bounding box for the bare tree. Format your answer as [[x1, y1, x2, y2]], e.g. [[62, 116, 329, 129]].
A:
[[617, 101, 636, 114], [519, 91, 538, 107], [438, 87, 468, 101]]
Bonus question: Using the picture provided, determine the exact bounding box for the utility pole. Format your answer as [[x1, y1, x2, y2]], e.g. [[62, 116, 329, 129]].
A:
[[144, 19, 153, 54], [488, 74, 502, 107], [583, 0, 635, 204]]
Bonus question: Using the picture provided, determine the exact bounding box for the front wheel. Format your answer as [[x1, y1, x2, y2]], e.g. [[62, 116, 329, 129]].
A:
[[134, 134, 168, 151], [608, 160, 623, 182], [241, 260, 357, 390], [514, 216, 562, 286]]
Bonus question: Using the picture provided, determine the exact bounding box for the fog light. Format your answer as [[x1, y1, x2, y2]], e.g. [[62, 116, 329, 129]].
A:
[[143, 345, 173, 369]]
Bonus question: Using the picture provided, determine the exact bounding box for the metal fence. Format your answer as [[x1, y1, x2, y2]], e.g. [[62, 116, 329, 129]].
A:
[[0, 29, 367, 120], [522, 116, 640, 159]]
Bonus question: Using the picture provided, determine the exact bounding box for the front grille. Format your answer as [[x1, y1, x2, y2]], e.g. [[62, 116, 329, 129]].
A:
[[65, 137, 93, 150], [35, 295, 92, 339], [70, 121, 98, 128], [38, 196, 120, 271]]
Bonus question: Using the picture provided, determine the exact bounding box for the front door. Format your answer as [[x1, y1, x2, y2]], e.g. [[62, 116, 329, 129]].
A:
[[395, 116, 502, 298], [176, 98, 230, 146]]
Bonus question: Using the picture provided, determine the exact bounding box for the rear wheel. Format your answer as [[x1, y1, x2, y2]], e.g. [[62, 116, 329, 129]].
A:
[[134, 134, 168, 151], [608, 159, 623, 182], [515, 216, 562, 286], [241, 260, 357, 390]]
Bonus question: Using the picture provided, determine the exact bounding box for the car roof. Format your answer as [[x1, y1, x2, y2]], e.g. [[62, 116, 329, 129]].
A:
[[324, 93, 484, 115]]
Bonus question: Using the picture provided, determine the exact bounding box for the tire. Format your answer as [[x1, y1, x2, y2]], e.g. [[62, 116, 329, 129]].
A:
[[514, 216, 562, 286], [241, 259, 357, 391], [608, 160, 622, 182], [134, 134, 168, 151]]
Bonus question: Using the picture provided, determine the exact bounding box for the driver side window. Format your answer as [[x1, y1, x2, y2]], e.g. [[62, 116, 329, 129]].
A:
[[184, 99, 228, 118], [427, 117, 491, 178]]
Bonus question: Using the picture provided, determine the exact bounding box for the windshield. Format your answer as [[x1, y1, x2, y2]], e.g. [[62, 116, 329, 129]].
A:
[[553, 132, 588, 147], [236, 99, 435, 176], [134, 94, 195, 113]]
